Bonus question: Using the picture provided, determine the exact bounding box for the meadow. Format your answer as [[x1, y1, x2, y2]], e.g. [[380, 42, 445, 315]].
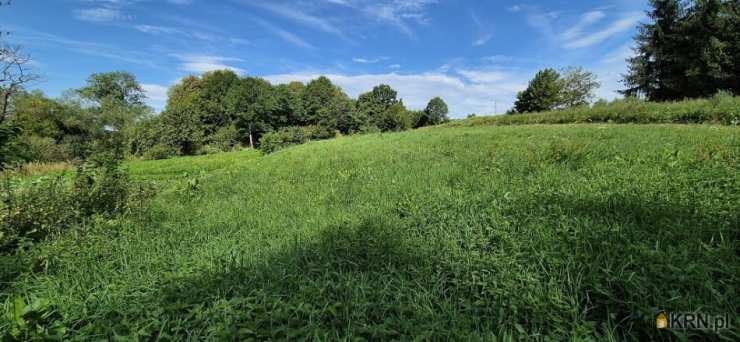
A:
[[454, 94, 740, 127], [1, 123, 738, 340]]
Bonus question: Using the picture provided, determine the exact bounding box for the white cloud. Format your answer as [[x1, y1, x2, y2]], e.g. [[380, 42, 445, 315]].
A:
[[592, 44, 636, 100], [560, 11, 605, 41], [456, 69, 508, 83], [171, 54, 246, 74], [389, 64, 401, 69], [563, 12, 642, 49], [252, 18, 315, 49], [352, 57, 387, 64], [473, 34, 492, 46], [142, 84, 169, 111], [74, 7, 129, 22], [470, 12, 493, 47], [482, 55, 515, 63], [326, 0, 438, 38], [15, 28, 159, 67], [263, 70, 527, 117], [602, 43, 634, 64], [250, 2, 350, 41], [134, 25, 184, 35], [507, 5, 522, 12]]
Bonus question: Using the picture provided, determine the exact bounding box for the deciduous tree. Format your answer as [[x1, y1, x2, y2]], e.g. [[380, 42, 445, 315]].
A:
[[558, 67, 600, 108], [514, 68, 562, 113], [422, 97, 449, 125]]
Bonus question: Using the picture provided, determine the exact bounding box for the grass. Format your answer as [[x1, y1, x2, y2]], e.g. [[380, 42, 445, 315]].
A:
[[1, 124, 738, 340], [453, 94, 740, 127], [126, 149, 261, 182], [0, 161, 72, 178]]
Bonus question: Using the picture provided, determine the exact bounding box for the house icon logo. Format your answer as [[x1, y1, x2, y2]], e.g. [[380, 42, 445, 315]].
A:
[[656, 312, 669, 329]]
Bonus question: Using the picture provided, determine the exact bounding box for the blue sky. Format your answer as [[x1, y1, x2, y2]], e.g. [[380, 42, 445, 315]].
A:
[[2, 0, 648, 117]]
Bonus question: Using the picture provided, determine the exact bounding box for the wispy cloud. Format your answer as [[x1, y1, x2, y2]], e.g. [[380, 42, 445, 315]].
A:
[[74, 7, 129, 22], [14, 27, 159, 67], [248, 1, 351, 42], [352, 57, 387, 64], [560, 11, 606, 41], [482, 55, 515, 63], [563, 12, 643, 49], [473, 34, 492, 46], [602, 43, 634, 64], [523, 7, 642, 50], [507, 5, 522, 12], [326, 0, 438, 38], [252, 18, 315, 49], [170, 54, 246, 74], [471, 12, 493, 46], [456, 69, 509, 83], [134, 24, 184, 35]]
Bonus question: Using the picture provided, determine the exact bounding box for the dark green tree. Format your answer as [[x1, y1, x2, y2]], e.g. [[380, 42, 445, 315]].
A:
[[514, 69, 562, 113], [682, 0, 737, 97], [421, 97, 449, 126], [355, 84, 401, 130], [623, 0, 738, 100], [159, 76, 205, 155], [623, 0, 688, 100], [198, 70, 240, 136], [224, 77, 277, 148], [274, 81, 305, 127], [301, 76, 351, 132]]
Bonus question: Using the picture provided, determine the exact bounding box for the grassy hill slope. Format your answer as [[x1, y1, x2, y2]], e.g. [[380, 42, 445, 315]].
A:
[[2, 124, 738, 340]]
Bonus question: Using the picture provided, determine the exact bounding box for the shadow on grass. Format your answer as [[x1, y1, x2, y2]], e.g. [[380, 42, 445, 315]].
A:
[[141, 216, 455, 340], [66, 190, 737, 340], [510, 190, 738, 341]]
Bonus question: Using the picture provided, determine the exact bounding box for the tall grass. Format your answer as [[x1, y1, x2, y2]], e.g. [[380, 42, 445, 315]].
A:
[[0, 161, 72, 178], [1, 124, 738, 340], [450, 93, 740, 127]]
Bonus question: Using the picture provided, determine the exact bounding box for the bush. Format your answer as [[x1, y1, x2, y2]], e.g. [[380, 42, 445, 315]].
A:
[[259, 125, 333, 154], [451, 94, 740, 127], [207, 125, 240, 152], [0, 177, 75, 253], [142, 143, 179, 160], [0, 151, 152, 254], [0, 124, 21, 168], [72, 152, 130, 217], [16, 135, 73, 162]]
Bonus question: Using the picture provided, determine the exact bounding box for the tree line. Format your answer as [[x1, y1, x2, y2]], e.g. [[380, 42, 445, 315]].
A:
[[0, 70, 450, 164]]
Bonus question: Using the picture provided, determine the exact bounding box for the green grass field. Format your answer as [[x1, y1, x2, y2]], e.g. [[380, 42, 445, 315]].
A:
[[2, 124, 739, 340]]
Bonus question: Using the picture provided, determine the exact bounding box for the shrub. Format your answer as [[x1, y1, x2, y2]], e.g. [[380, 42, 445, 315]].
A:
[[142, 143, 179, 160], [0, 177, 75, 253], [207, 125, 240, 152], [72, 152, 130, 217], [0, 151, 152, 254], [451, 95, 740, 127], [16, 135, 73, 162], [0, 125, 21, 168], [259, 125, 333, 154]]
